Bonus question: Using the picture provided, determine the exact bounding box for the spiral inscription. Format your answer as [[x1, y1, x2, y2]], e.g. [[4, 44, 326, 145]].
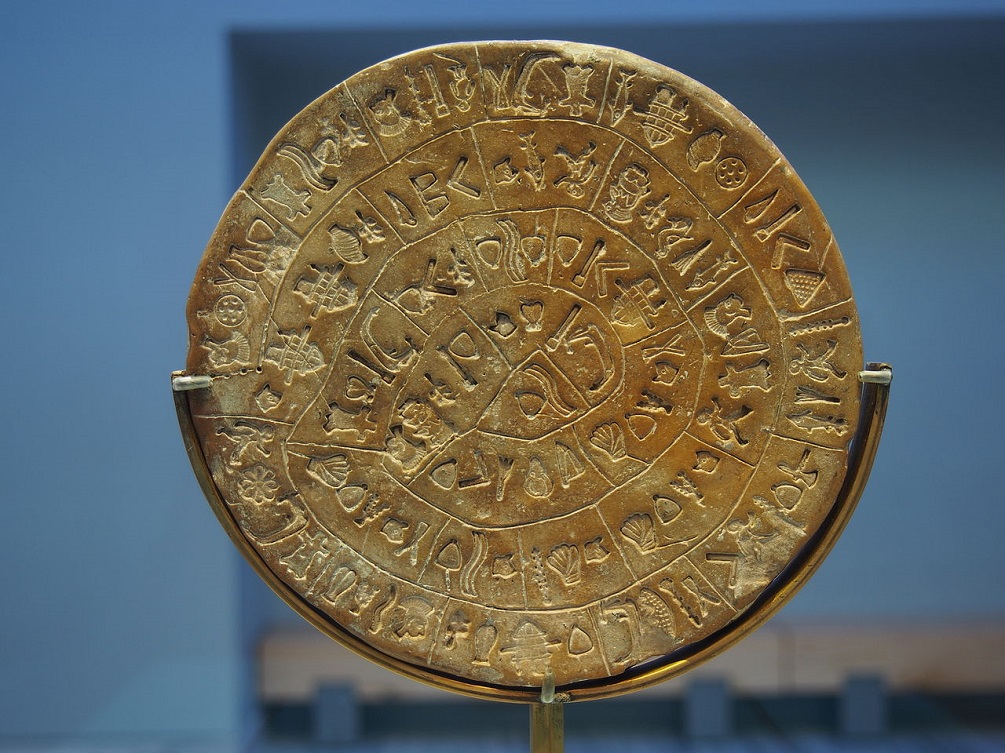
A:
[[185, 42, 863, 695]]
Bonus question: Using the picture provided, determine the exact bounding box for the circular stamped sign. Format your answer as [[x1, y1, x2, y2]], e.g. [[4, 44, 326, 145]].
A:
[[184, 41, 864, 700]]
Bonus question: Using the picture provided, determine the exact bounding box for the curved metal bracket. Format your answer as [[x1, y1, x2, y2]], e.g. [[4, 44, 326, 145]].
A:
[[171, 361, 892, 705]]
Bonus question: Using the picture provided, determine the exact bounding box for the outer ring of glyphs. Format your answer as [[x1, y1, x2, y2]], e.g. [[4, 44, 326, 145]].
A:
[[183, 41, 865, 701]]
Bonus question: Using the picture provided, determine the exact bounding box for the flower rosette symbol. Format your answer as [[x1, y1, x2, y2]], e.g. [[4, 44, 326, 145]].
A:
[[238, 464, 279, 504]]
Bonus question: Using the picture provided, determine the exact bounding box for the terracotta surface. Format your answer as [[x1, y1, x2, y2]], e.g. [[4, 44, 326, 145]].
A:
[[183, 42, 864, 698]]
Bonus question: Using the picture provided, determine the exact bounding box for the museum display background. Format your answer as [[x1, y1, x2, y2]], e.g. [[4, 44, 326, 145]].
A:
[[2, 0, 1003, 746]]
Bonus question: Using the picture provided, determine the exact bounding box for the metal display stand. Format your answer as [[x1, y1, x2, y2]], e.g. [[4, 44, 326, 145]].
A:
[[173, 40, 893, 751], [172, 364, 890, 751], [531, 672, 566, 753]]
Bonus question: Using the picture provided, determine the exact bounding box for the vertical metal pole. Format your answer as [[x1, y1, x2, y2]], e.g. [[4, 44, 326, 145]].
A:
[[530, 671, 564, 753], [530, 703, 564, 753]]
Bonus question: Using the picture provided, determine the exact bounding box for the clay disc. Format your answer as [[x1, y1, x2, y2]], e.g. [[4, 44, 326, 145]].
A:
[[183, 41, 863, 700]]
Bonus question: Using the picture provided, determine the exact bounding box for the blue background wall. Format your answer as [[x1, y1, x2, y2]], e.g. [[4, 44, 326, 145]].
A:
[[2, 0, 1003, 747]]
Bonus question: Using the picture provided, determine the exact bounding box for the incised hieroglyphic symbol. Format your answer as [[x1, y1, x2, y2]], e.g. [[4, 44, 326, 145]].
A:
[[184, 41, 864, 696]]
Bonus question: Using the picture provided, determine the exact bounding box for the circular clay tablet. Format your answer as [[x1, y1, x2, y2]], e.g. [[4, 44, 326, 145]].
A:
[[182, 41, 865, 701]]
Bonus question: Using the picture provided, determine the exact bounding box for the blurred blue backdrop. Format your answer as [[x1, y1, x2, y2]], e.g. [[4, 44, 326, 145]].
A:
[[2, 0, 1004, 749]]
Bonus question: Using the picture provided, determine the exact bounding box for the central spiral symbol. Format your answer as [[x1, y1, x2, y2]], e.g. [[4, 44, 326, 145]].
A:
[[381, 282, 629, 526]]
